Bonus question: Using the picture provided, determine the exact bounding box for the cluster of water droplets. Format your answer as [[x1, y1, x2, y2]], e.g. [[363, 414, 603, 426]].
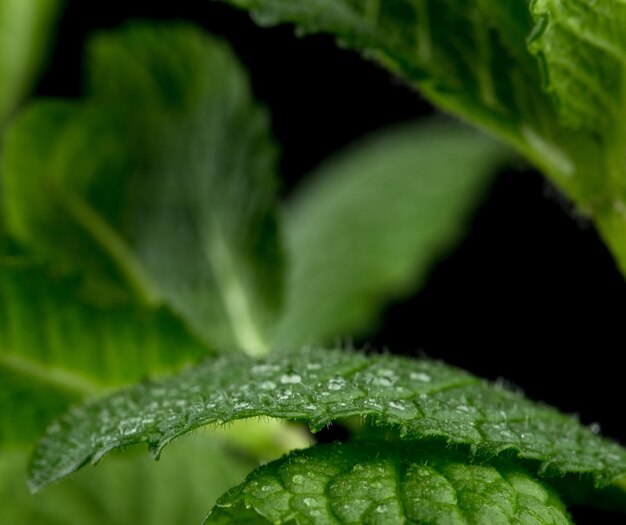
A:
[[31, 347, 626, 491]]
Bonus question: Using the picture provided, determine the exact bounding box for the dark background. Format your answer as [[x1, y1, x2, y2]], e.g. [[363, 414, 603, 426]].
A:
[[39, 2, 626, 522]]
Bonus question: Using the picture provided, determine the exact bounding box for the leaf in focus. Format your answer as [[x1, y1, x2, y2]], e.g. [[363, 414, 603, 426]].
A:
[[219, 0, 626, 279], [527, 0, 626, 278], [29, 347, 626, 505], [0, 257, 209, 444], [275, 121, 506, 348], [1, 22, 284, 354], [0, 0, 63, 125], [0, 436, 254, 525], [206, 440, 572, 525]]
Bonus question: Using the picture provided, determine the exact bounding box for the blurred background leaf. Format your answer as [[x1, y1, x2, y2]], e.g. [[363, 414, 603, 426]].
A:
[[0, 0, 64, 126], [0, 255, 209, 445], [274, 121, 508, 347], [2, 22, 284, 356], [0, 435, 255, 525]]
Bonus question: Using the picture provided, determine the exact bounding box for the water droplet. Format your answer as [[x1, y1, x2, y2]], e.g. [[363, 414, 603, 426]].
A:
[[590, 423, 601, 434], [410, 372, 431, 382], [376, 504, 387, 513], [307, 363, 321, 370], [303, 497, 316, 507], [328, 377, 346, 391], [280, 373, 302, 384], [374, 376, 393, 387], [292, 474, 305, 485], [252, 364, 280, 375], [260, 380, 276, 390]]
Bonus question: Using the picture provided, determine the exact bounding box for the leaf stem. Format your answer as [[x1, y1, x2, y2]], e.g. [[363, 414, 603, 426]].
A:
[[207, 229, 269, 356]]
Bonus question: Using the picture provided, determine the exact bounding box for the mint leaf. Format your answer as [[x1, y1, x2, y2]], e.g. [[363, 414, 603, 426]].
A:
[[528, 0, 626, 135], [29, 348, 626, 493], [0, 258, 208, 444], [276, 121, 506, 347], [219, 0, 626, 279], [1, 22, 283, 354], [206, 441, 572, 524], [0, 0, 63, 125], [1, 437, 254, 525], [219, 0, 557, 164], [527, 0, 626, 277], [2, 102, 144, 302]]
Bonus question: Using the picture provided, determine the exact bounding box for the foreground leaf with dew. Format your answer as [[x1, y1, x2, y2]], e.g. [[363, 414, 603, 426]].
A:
[[30, 348, 626, 502], [206, 440, 572, 524]]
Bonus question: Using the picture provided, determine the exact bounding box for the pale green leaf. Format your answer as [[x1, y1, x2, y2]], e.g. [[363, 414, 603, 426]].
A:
[[275, 121, 506, 347], [0, 0, 63, 125], [206, 441, 572, 525], [1, 22, 283, 355], [0, 436, 254, 525], [29, 348, 626, 495], [0, 257, 209, 444]]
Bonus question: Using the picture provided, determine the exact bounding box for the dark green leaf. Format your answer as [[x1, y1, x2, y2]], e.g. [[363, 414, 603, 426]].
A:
[[2, 22, 283, 354], [527, 0, 626, 279], [206, 441, 572, 524], [219, 0, 626, 279], [276, 121, 506, 347], [29, 348, 626, 494]]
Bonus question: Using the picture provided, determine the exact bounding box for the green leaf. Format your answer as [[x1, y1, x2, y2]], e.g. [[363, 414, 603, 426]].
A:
[[526, 0, 626, 278], [528, 0, 626, 135], [29, 348, 626, 496], [1, 22, 284, 354], [218, 0, 568, 172], [0, 0, 64, 125], [0, 257, 209, 444], [218, 0, 626, 279], [1, 436, 254, 525], [206, 440, 572, 524], [275, 121, 506, 347]]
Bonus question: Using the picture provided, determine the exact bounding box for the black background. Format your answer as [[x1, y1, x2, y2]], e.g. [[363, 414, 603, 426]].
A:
[[38, 1, 626, 522]]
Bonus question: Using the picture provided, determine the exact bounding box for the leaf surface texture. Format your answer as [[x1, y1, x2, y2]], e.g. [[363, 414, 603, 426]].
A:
[[30, 348, 626, 492], [206, 441, 572, 525]]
